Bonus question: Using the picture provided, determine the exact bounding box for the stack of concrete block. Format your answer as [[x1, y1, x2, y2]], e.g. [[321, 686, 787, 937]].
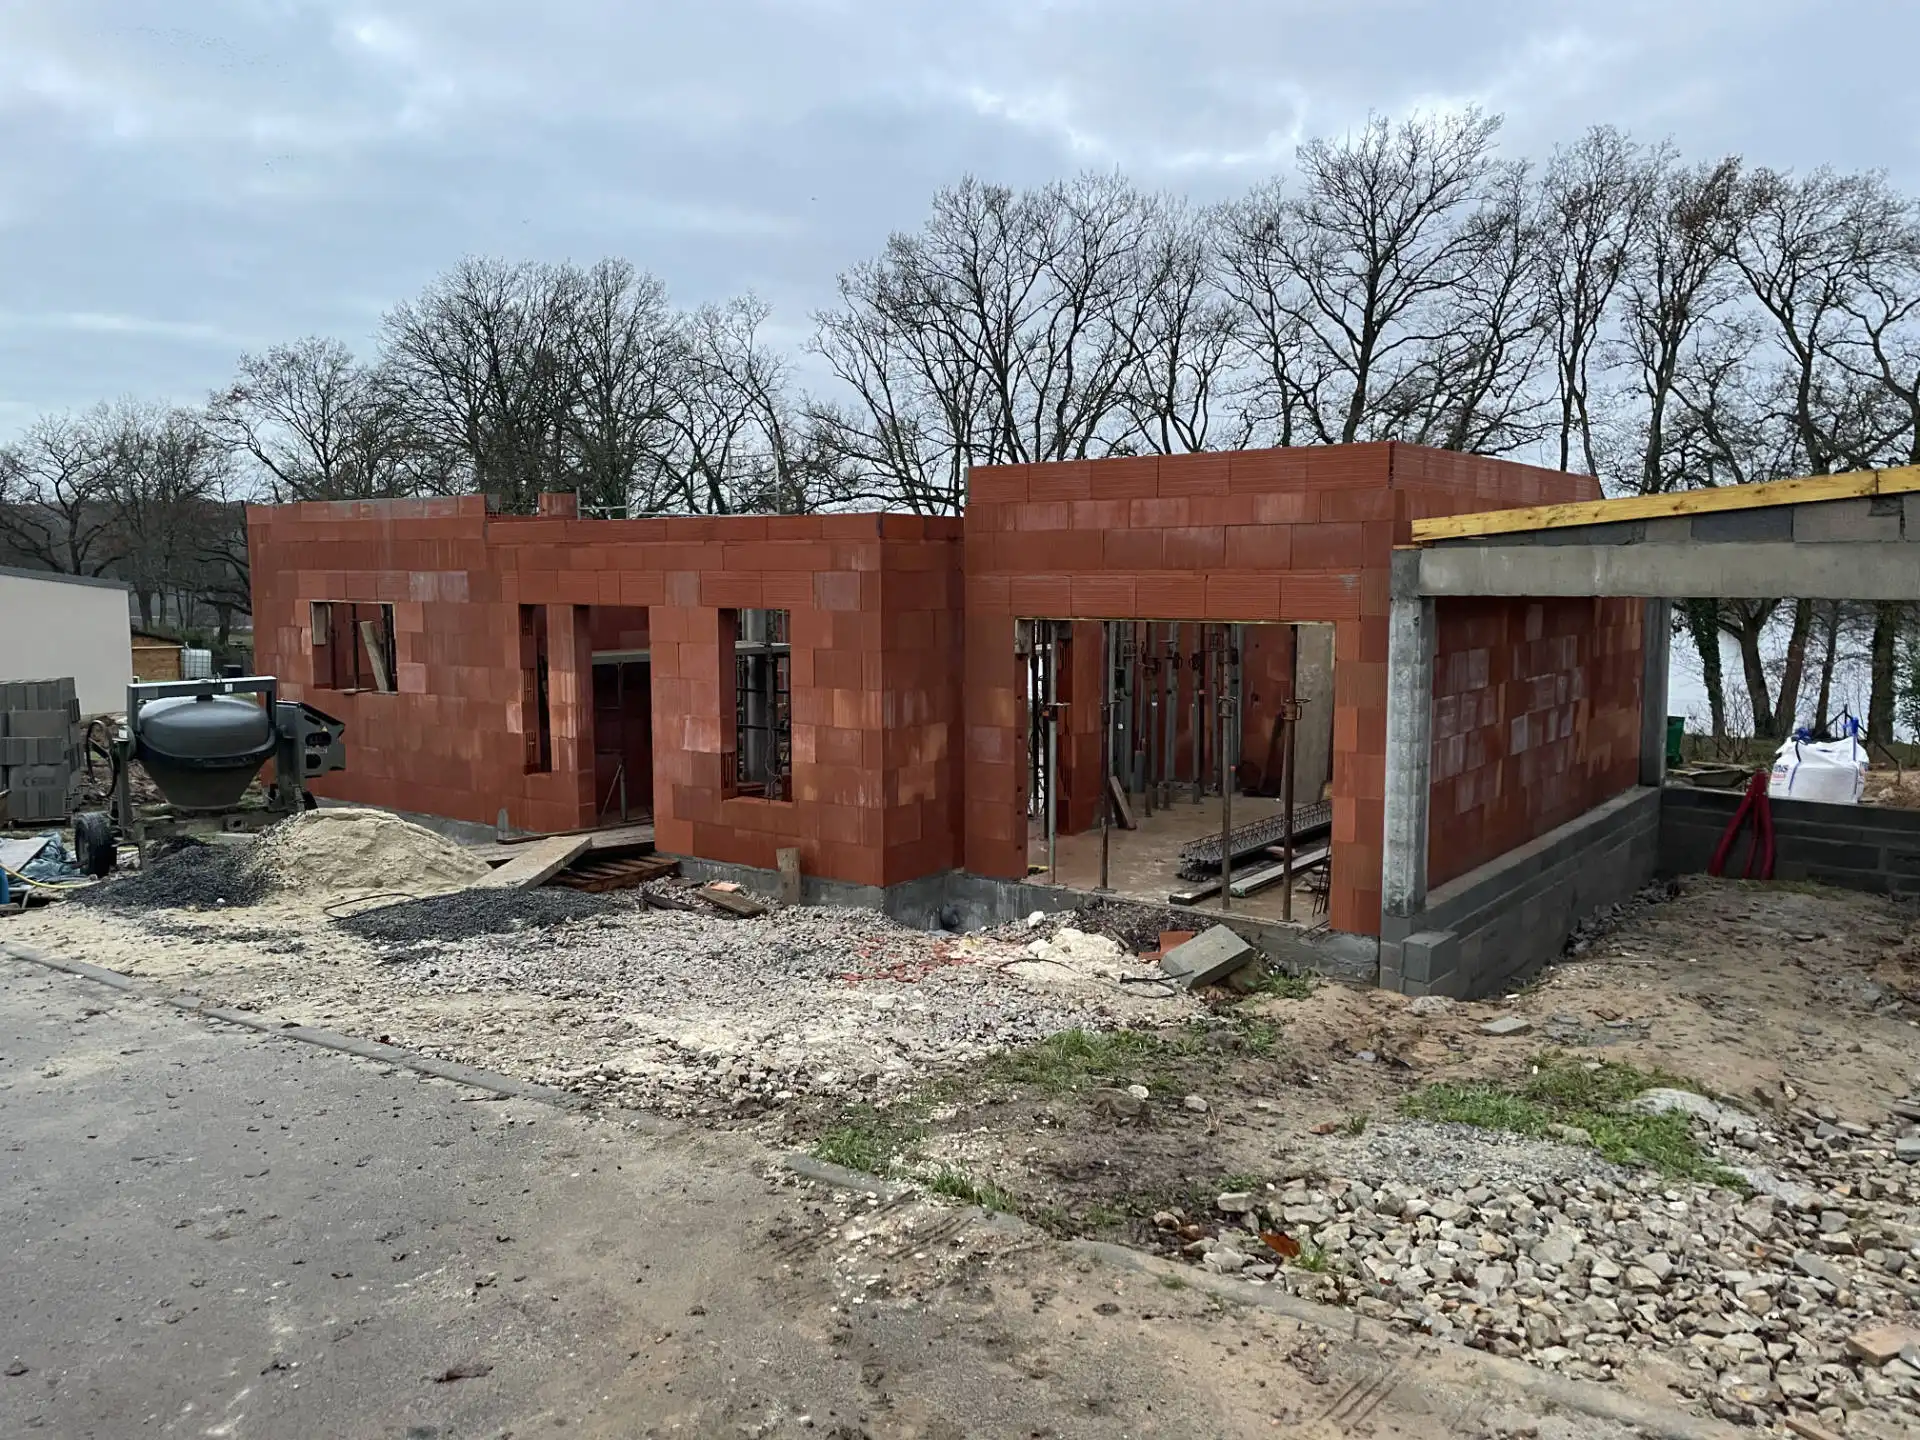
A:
[[1, 678, 82, 822]]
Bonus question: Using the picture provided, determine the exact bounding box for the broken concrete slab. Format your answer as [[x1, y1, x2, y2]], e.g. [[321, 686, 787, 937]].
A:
[[1478, 1016, 1533, 1037], [1157, 924, 1256, 989], [1846, 1324, 1920, 1366], [1631, 1087, 1758, 1135]]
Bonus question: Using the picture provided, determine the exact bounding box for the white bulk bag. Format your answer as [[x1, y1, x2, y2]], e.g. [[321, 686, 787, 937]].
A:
[[1769, 734, 1867, 805]]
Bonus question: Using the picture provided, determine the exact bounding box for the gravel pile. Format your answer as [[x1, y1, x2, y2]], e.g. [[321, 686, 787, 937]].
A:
[[1067, 896, 1201, 954], [1159, 1097, 1920, 1432], [69, 839, 266, 911], [336, 887, 622, 947], [378, 904, 1194, 1115]]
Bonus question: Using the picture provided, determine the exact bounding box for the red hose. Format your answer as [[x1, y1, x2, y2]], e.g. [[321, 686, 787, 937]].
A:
[[1707, 771, 1775, 881]]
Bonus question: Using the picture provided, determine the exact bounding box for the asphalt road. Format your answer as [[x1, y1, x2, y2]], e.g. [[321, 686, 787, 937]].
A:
[[0, 957, 1652, 1440]]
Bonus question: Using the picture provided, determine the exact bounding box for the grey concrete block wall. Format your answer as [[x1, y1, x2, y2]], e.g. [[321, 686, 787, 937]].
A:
[[1660, 786, 1920, 894], [1379, 787, 1662, 999]]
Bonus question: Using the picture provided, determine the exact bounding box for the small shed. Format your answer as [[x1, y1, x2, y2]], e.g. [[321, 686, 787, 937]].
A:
[[131, 630, 185, 683]]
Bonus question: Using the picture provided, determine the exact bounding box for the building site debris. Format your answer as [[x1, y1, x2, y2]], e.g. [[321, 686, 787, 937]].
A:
[[548, 853, 678, 893], [699, 884, 768, 918], [1478, 1016, 1533, 1036], [1157, 924, 1256, 989], [475, 833, 591, 888], [335, 887, 617, 947], [1846, 1324, 1920, 1367]]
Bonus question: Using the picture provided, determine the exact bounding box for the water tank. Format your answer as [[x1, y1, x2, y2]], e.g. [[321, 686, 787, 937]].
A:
[[134, 694, 276, 810]]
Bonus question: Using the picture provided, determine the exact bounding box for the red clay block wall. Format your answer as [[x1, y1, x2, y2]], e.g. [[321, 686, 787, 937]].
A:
[[249, 496, 601, 835], [1427, 596, 1645, 889], [252, 501, 963, 888], [964, 441, 1605, 937]]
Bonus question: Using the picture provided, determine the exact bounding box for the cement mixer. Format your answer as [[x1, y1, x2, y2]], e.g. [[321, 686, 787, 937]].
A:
[[72, 676, 346, 877]]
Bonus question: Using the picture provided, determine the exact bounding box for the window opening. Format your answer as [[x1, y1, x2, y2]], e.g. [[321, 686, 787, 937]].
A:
[[521, 604, 552, 772], [730, 608, 791, 800]]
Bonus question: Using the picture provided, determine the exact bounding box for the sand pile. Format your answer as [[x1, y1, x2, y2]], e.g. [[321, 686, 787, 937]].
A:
[[251, 808, 491, 906], [74, 808, 492, 914]]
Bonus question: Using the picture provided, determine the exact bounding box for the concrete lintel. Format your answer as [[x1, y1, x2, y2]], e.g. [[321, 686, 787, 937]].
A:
[[1415, 542, 1920, 600]]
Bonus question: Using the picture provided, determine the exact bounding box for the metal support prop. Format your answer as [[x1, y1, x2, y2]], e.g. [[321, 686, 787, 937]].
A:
[[1218, 625, 1238, 912], [1045, 624, 1060, 886], [1161, 626, 1177, 810], [1279, 696, 1302, 921], [1097, 621, 1114, 893], [1142, 626, 1157, 820]]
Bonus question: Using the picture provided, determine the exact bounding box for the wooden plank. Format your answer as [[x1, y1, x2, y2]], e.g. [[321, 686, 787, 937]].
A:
[[474, 834, 591, 889], [1408, 465, 1920, 544], [699, 884, 768, 918], [1108, 776, 1136, 830], [550, 855, 678, 893]]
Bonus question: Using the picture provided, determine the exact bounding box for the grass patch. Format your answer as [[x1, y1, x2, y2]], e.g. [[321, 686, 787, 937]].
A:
[[1344, 1111, 1370, 1135], [923, 1165, 1014, 1212], [986, 1027, 1196, 1094], [1251, 969, 1317, 1000], [1231, 1016, 1281, 1055], [809, 1105, 926, 1175], [1292, 1244, 1331, 1273], [1400, 1053, 1741, 1184], [1217, 1172, 1266, 1194]]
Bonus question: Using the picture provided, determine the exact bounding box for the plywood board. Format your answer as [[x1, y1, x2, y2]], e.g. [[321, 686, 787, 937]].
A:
[[1409, 464, 1920, 544], [474, 834, 591, 889]]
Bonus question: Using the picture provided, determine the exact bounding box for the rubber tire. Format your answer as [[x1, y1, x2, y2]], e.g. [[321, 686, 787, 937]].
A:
[[73, 811, 117, 877]]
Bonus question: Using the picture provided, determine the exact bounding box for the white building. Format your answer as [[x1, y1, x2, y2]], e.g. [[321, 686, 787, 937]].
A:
[[0, 566, 134, 717]]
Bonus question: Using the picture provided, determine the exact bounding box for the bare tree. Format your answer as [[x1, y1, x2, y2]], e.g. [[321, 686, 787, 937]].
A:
[[1116, 200, 1244, 455], [1722, 166, 1916, 734], [1219, 109, 1506, 446], [100, 403, 226, 630], [1376, 160, 1551, 454], [208, 337, 417, 501], [0, 409, 120, 575], [1614, 156, 1743, 731], [563, 259, 679, 513], [812, 174, 1166, 510], [1537, 128, 1661, 476], [381, 257, 578, 511]]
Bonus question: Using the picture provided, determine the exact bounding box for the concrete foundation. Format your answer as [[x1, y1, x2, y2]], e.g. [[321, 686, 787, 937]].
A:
[[1378, 786, 1662, 998], [666, 854, 1381, 983], [1659, 786, 1920, 895]]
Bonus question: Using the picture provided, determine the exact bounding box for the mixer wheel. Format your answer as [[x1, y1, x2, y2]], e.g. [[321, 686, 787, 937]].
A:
[[73, 811, 118, 877]]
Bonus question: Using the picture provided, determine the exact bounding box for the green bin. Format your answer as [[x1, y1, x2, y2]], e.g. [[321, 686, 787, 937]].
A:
[[1666, 715, 1686, 768]]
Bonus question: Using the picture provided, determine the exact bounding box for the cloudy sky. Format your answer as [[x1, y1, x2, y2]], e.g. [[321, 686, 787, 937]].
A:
[[2, 0, 1915, 439]]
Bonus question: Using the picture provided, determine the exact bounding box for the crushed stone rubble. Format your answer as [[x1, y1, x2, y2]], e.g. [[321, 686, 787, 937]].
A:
[[1157, 1093, 1920, 1432], [365, 905, 1196, 1115]]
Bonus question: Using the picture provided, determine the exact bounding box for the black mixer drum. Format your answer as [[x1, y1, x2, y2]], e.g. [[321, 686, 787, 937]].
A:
[[134, 694, 277, 811]]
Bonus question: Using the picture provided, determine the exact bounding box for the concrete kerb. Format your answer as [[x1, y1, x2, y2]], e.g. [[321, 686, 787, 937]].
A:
[[1071, 1239, 1747, 1440], [0, 939, 680, 1135]]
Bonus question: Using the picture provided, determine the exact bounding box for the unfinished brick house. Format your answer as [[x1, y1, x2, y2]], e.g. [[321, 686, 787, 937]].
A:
[[248, 439, 1650, 986]]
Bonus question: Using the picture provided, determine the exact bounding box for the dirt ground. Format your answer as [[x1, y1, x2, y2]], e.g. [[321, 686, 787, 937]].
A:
[[891, 877, 1920, 1228], [8, 854, 1920, 1433]]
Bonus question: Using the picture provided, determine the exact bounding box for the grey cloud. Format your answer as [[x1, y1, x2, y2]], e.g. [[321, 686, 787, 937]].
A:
[[1, 0, 1915, 432]]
